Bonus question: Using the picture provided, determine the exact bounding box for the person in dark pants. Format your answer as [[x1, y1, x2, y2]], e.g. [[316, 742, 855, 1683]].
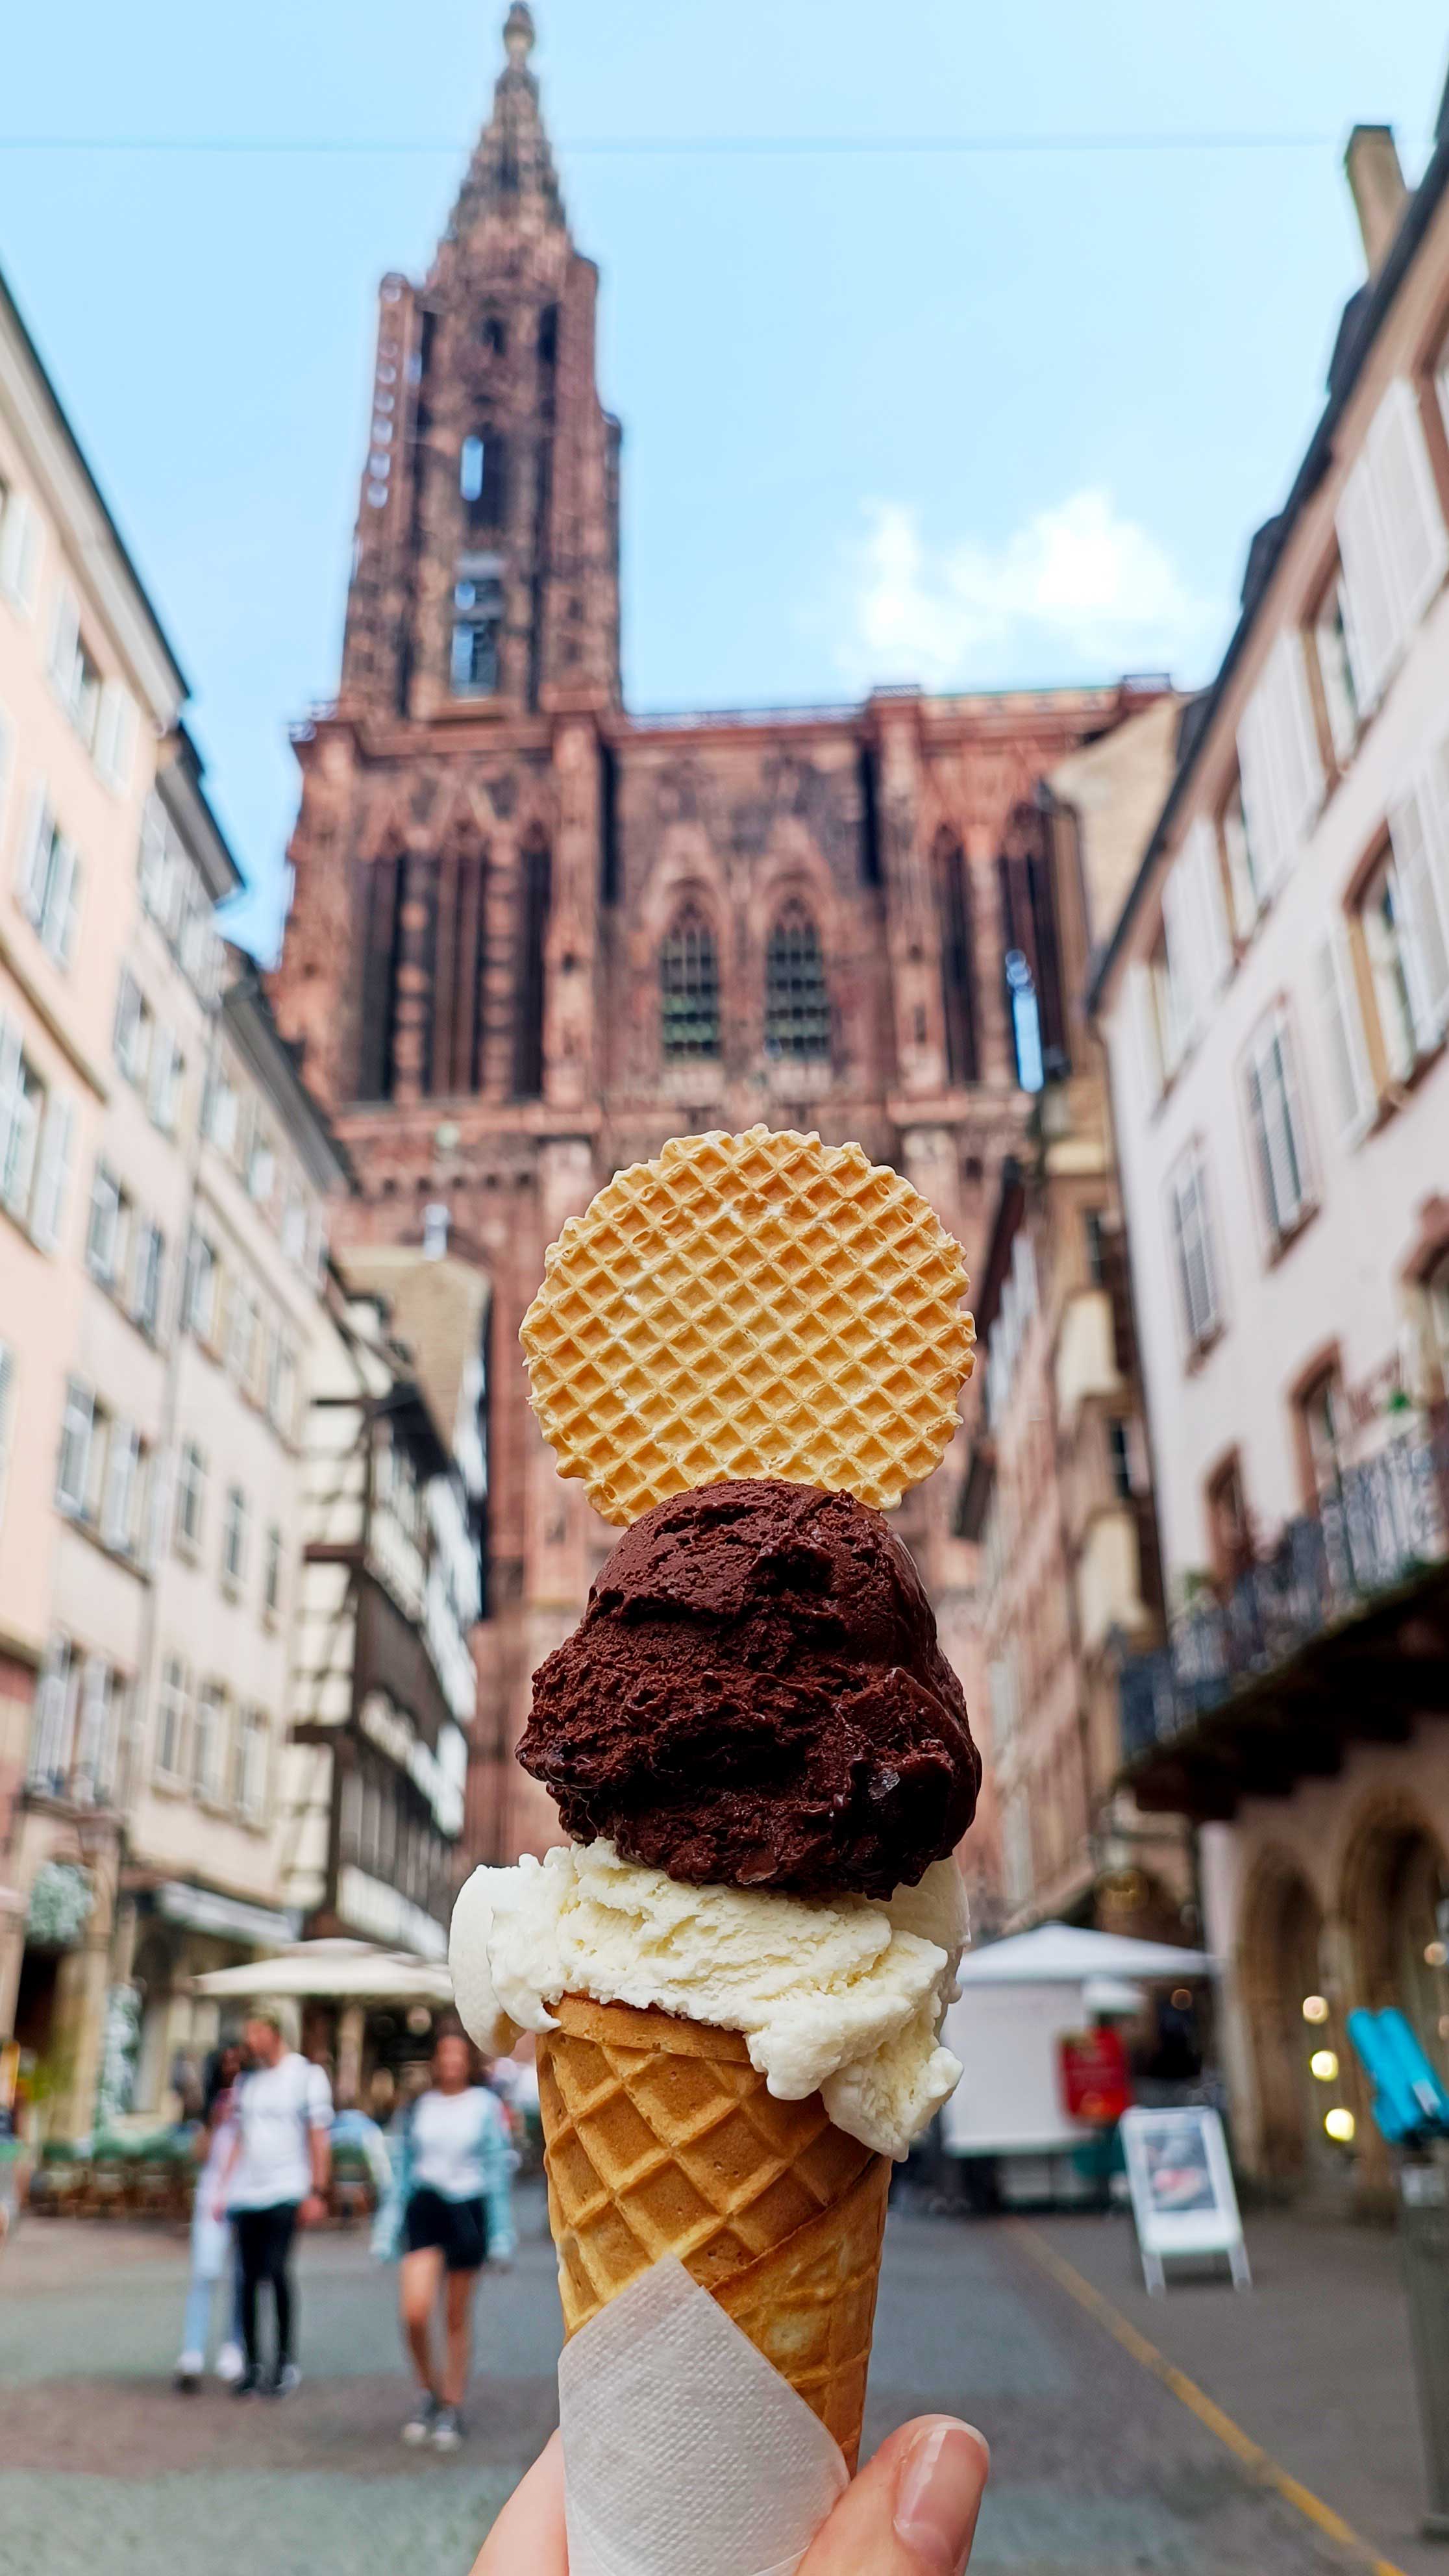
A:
[[213, 1999, 332, 2396], [376, 2024, 515, 2451]]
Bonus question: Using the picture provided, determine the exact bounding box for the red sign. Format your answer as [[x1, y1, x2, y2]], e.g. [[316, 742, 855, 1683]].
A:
[[1059, 2027, 1133, 2126]]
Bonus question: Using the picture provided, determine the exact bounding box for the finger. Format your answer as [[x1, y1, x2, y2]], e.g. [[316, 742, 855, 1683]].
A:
[[800, 2414, 989, 2576], [471, 2431, 567, 2575]]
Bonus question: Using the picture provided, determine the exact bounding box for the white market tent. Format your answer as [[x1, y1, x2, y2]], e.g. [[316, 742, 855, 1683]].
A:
[[190, 1938, 454, 2007], [940, 1922, 1217, 2159]]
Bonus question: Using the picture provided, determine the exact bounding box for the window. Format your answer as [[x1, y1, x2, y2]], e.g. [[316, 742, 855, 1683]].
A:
[[155, 1656, 189, 1782], [130, 1220, 164, 1336], [1146, 924, 1187, 1085], [268, 1335, 297, 1437], [228, 1286, 258, 1391], [0, 1017, 72, 1251], [1358, 786, 1449, 1085], [262, 1522, 283, 1620], [281, 1189, 308, 1263], [935, 836, 979, 1084], [221, 1484, 249, 1591], [75, 1655, 125, 1807], [234, 1705, 269, 1823], [659, 906, 721, 1058], [763, 904, 830, 1059], [55, 1380, 95, 1517], [1206, 1454, 1251, 1586], [113, 970, 151, 1086], [1167, 1146, 1220, 1352], [1106, 1418, 1133, 1502], [1002, 1794, 1033, 1911], [17, 794, 81, 968], [92, 680, 136, 793], [0, 480, 42, 613], [1243, 1011, 1311, 1246], [460, 432, 508, 530], [1083, 1209, 1107, 1287], [174, 1439, 206, 1552], [1298, 1366, 1347, 1508], [1315, 569, 1361, 765], [193, 1683, 227, 1805], [451, 573, 504, 695], [147, 1029, 184, 1136], [203, 1065, 240, 1156], [182, 1230, 217, 1340], [86, 1164, 124, 1285], [247, 1131, 275, 1205]]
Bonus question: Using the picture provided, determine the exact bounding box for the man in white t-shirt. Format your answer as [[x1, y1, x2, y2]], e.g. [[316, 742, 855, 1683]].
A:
[[213, 1998, 332, 2397]]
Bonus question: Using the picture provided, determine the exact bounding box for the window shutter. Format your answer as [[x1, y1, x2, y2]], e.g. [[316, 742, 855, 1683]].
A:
[[1183, 817, 1233, 1000], [0, 700, 12, 843], [1237, 686, 1285, 893], [47, 836, 80, 967], [1389, 777, 1449, 1049], [0, 493, 42, 613], [102, 1424, 140, 1552], [31, 1090, 75, 1253], [47, 588, 80, 700], [1337, 451, 1400, 712], [1160, 861, 1198, 1049], [1370, 379, 1449, 631], [93, 680, 136, 793], [1313, 924, 1374, 1143], [16, 782, 49, 917], [1124, 958, 1162, 1108], [0, 1009, 22, 1187], [1269, 632, 1325, 854]]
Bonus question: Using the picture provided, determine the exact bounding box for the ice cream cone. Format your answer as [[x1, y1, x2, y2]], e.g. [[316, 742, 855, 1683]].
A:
[[538, 1992, 890, 2470]]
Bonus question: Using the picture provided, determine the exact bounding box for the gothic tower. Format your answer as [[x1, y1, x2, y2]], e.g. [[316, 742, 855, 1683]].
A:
[[271, 6, 1161, 1872]]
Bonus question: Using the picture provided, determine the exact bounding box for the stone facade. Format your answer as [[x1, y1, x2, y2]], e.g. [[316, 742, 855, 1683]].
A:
[[270, 6, 1165, 1870]]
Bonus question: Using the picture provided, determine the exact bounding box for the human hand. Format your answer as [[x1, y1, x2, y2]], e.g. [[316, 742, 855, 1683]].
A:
[[298, 2192, 327, 2229], [471, 2415, 988, 2575]]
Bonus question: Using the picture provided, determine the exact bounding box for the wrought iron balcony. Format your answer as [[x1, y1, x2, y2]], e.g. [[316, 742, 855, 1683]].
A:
[[1117, 1417, 1449, 1818]]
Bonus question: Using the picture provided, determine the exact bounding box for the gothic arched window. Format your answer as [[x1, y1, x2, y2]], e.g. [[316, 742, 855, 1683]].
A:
[[660, 906, 721, 1059], [764, 904, 830, 1060], [460, 431, 509, 531], [935, 835, 979, 1085]]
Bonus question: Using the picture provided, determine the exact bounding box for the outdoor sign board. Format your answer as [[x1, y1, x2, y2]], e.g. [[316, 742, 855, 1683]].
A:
[[1119, 2105, 1251, 2293]]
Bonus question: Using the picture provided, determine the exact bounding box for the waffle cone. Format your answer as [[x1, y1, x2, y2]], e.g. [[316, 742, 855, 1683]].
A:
[[521, 1126, 974, 1524], [538, 1992, 889, 2469]]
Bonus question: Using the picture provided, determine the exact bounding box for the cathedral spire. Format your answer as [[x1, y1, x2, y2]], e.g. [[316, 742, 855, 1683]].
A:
[[447, 3, 565, 242]]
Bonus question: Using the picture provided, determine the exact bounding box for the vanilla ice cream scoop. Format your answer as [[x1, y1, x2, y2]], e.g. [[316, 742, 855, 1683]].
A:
[[449, 1839, 967, 2160]]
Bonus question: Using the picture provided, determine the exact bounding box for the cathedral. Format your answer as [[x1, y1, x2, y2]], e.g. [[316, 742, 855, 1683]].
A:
[[269, 4, 1158, 1875]]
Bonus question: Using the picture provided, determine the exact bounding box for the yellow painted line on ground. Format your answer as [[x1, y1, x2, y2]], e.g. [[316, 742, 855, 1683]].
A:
[[1011, 2222, 1409, 2576]]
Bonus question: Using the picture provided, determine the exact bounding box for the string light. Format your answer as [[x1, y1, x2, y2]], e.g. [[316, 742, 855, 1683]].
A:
[[1309, 2050, 1339, 2082], [1302, 1994, 1330, 2024], [1324, 2107, 1356, 2143]]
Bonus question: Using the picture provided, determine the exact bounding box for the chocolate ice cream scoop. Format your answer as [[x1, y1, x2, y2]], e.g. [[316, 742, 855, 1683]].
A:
[[519, 1480, 980, 1898]]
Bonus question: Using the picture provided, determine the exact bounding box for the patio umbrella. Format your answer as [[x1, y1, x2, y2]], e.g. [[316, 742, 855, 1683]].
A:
[[190, 1938, 454, 2005]]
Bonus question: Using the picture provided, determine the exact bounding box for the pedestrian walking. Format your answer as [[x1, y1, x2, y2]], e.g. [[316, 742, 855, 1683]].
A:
[[174, 2040, 246, 2390], [213, 1999, 332, 2397], [375, 2021, 515, 2451]]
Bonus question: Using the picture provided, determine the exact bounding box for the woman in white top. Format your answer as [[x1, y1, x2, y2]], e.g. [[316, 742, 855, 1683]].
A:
[[380, 2022, 516, 2451]]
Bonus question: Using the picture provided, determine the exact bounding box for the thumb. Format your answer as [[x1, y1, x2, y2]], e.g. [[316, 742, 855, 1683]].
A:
[[800, 2416, 989, 2576]]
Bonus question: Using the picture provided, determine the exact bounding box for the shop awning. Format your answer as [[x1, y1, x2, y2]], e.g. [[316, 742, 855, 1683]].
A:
[[153, 1882, 300, 1950]]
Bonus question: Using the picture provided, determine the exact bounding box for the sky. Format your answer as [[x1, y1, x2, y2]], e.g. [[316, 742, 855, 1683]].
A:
[[2, 3, 1448, 956]]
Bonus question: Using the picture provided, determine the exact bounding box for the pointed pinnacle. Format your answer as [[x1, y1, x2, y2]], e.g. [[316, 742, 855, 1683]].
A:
[[503, 3, 535, 66]]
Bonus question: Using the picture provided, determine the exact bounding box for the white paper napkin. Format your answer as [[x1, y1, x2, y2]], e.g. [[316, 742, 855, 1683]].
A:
[[558, 2256, 850, 2576]]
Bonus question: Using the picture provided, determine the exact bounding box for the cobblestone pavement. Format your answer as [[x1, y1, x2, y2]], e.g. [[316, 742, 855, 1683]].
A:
[[0, 2185, 1402, 2575]]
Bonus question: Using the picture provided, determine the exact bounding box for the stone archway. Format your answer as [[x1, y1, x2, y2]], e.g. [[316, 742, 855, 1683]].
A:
[[1341, 1794, 1449, 2078], [1239, 1850, 1329, 2185]]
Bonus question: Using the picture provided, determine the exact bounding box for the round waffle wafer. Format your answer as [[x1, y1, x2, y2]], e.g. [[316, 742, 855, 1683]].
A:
[[521, 1124, 974, 1524]]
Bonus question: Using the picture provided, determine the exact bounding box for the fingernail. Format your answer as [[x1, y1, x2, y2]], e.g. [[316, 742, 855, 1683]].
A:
[[893, 2421, 989, 2574]]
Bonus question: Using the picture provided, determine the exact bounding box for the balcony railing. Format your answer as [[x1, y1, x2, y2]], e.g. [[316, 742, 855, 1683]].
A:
[[1119, 1418, 1449, 1763]]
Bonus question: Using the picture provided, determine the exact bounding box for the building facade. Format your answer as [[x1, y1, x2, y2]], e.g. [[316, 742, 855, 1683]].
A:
[[117, 961, 347, 2119], [1094, 119, 1449, 2198], [282, 1257, 478, 1976], [269, 5, 1166, 1861], [958, 700, 1183, 1941], [0, 264, 190, 2127]]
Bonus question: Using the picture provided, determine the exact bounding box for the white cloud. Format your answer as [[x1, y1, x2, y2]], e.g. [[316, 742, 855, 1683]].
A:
[[837, 489, 1220, 692]]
